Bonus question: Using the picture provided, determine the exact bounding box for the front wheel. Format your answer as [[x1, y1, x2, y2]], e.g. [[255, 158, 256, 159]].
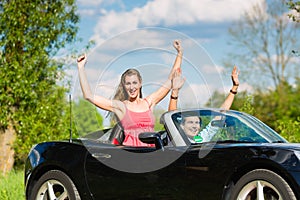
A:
[[30, 170, 81, 200], [230, 169, 296, 200]]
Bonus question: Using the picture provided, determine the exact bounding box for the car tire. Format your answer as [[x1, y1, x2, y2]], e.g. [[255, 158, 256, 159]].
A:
[[230, 169, 297, 200], [30, 170, 81, 200]]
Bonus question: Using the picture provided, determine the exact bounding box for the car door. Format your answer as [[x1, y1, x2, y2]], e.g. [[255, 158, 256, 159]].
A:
[[84, 143, 187, 199], [183, 143, 250, 200]]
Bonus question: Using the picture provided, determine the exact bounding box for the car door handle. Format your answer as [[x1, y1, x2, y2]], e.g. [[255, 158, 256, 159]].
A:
[[91, 153, 111, 159]]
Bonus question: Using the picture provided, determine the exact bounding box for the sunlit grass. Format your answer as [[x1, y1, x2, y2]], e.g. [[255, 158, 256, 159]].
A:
[[0, 170, 25, 200]]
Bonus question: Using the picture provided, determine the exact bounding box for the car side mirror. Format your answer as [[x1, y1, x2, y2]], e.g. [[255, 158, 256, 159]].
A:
[[211, 120, 226, 127], [211, 119, 235, 127], [139, 132, 164, 151]]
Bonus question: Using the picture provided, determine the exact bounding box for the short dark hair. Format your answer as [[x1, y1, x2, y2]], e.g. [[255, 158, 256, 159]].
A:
[[181, 111, 202, 125]]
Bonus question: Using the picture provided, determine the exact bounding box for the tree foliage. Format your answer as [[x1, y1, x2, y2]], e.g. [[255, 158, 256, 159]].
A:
[[73, 98, 104, 136], [287, 0, 300, 22], [225, 0, 300, 89], [221, 0, 300, 142], [252, 79, 300, 129], [206, 78, 300, 142], [0, 0, 79, 166], [276, 117, 300, 142], [253, 81, 300, 142]]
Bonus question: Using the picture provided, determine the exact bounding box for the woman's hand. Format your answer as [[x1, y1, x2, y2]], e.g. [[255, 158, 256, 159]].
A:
[[173, 40, 182, 54], [77, 54, 87, 68]]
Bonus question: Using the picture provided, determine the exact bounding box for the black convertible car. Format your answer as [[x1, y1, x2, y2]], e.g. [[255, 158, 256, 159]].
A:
[[25, 109, 300, 200]]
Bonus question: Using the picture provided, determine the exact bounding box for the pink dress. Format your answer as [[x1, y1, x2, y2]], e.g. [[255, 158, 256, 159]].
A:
[[120, 100, 155, 147]]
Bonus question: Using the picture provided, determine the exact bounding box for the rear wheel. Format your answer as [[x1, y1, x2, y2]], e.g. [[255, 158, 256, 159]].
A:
[[30, 170, 81, 200], [230, 169, 296, 200]]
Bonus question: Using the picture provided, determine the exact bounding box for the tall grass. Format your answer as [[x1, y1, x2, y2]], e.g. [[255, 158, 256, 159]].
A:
[[0, 170, 25, 200]]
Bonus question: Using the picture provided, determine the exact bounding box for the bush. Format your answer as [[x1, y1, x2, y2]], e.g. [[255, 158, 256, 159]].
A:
[[276, 117, 300, 142]]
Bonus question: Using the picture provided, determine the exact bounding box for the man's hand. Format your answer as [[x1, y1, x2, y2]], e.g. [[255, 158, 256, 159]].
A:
[[231, 66, 239, 86]]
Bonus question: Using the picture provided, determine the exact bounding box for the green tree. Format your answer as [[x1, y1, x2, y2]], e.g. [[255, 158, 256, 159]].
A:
[[276, 117, 300, 142], [223, 0, 300, 142], [73, 98, 104, 136], [153, 109, 166, 131], [205, 87, 300, 142], [225, 0, 300, 89], [252, 80, 300, 130], [0, 0, 79, 173]]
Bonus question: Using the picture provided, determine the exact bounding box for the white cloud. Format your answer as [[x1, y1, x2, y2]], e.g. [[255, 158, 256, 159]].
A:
[[73, 0, 265, 110], [91, 0, 264, 44], [77, 0, 105, 6], [76, 0, 118, 17], [91, 28, 169, 51], [202, 64, 224, 74], [78, 9, 96, 16], [138, 0, 250, 26]]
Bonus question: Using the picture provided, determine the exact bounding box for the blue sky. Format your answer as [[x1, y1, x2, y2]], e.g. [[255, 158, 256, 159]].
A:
[[70, 0, 263, 127], [74, 0, 256, 59]]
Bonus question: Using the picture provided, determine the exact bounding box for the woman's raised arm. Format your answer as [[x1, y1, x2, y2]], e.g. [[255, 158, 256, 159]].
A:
[[77, 54, 125, 117], [147, 40, 183, 107]]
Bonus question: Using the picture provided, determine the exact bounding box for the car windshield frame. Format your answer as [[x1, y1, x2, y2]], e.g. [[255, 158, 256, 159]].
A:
[[166, 108, 287, 145]]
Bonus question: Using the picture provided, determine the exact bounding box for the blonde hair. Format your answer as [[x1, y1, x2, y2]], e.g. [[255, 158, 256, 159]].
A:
[[109, 69, 143, 123], [113, 68, 143, 101]]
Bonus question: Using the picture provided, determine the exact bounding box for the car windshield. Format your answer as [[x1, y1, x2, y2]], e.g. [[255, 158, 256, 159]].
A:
[[171, 109, 287, 144]]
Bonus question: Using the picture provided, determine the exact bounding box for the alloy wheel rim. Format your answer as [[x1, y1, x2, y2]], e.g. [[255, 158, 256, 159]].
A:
[[237, 180, 282, 200], [36, 179, 69, 200]]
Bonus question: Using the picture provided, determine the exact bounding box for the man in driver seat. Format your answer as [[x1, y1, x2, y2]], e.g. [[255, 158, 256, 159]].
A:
[[180, 113, 219, 143], [169, 66, 240, 143], [180, 112, 237, 143]]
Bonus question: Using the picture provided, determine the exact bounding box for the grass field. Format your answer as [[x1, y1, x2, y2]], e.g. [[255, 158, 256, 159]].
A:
[[0, 170, 25, 200]]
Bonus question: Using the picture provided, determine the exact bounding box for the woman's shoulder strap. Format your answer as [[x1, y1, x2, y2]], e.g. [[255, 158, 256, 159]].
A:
[[144, 98, 151, 108]]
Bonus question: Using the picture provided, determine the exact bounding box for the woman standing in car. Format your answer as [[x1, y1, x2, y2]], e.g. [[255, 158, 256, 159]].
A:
[[77, 40, 183, 146]]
